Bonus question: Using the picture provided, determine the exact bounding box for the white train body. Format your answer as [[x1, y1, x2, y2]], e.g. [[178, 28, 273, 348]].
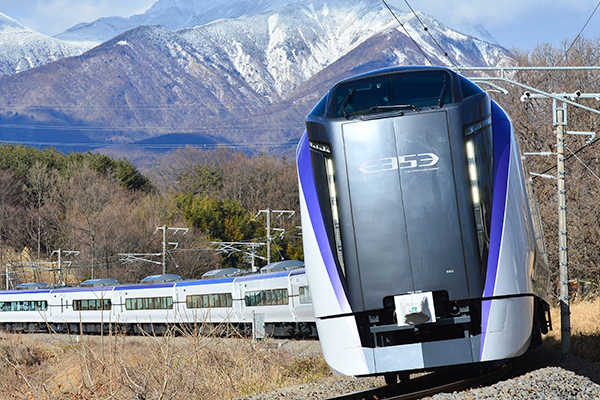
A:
[[0, 268, 316, 337], [297, 66, 552, 379]]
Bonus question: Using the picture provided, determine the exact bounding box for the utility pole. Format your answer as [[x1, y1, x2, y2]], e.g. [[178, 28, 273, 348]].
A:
[[555, 102, 571, 353], [552, 99, 571, 353], [5, 265, 18, 290], [155, 226, 188, 274], [255, 209, 295, 264], [211, 241, 266, 272], [521, 92, 598, 353], [51, 249, 79, 286], [460, 67, 600, 354], [266, 209, 271, 264]]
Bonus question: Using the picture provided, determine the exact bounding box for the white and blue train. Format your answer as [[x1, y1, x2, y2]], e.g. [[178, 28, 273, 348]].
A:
[[0, 262, 316, 338], [297, 66, 552, 383]]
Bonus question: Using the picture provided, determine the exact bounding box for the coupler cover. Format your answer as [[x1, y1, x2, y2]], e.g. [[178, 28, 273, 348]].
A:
[[394, 292, 437, 326]]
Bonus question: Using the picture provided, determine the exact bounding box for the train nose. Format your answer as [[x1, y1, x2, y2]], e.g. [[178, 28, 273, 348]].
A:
[[394, 293, 436, 326]]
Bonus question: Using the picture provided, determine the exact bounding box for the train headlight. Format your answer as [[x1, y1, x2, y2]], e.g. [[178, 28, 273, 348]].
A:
[[325, 157, 345, 276], [464, 115, 492, 136], [466, 140, 485, 259], [471, 186, 480, 204]]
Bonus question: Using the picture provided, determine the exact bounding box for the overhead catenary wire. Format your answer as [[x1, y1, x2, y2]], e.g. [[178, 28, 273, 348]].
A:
[[11, 245, 217, 272], [565, 144, 600, 184], [402, 0, 459, 69], [558, 1, 600, 66], [380, 0, 433, 65], [532, 135, 600, 179], [528, 1, 600, 89]]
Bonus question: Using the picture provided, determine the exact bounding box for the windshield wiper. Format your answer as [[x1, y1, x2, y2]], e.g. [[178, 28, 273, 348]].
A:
[[437, 80, 448, 108], [368, 104, 419, 112], [340, 86, 358, 119]]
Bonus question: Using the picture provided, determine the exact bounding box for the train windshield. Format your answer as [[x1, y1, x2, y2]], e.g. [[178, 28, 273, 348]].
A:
[[334, 70, 452, 118]]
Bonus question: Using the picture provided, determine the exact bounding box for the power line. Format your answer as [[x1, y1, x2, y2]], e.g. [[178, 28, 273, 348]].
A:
[[0, 104, 214, 111], [381, 0, 433, 65], [527, 1, 600, 90], [0, 139, 300, 150], [558, 1, 600, 65], [533, 135, 600, 179], [566, 144, 600, 184], [0, 122, 304, 133], [402, 0, 458, 68]]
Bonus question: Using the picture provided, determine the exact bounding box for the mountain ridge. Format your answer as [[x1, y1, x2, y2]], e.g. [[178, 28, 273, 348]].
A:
[[54, 0, 300, 43], [0, 12, 93, 76], [0, 0, 513, 159]]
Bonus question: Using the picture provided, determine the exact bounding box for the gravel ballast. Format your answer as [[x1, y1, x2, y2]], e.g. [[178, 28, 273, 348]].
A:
[[239, 343, 600, 400]]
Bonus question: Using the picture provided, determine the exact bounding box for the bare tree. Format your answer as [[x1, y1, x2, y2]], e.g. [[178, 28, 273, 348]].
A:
[[58, 164, 119, 279], [491, 37, 600, 292], [25, 162, 59, 262], [0, 170, 28, 265]]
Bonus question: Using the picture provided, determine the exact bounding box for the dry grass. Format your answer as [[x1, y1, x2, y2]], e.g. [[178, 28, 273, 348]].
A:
[[0, 328, 330, 400], [544, 298, 600, 363], [3, 301, 599, 399]]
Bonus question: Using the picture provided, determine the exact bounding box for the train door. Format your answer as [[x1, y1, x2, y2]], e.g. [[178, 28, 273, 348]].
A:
[[172, 288, 178, 323], [60, 295, 66, 323], [289, 276, 298, 321], [118, 293, 124, 323], [239, 284, 247, 323], [341, 111, 470, 311]]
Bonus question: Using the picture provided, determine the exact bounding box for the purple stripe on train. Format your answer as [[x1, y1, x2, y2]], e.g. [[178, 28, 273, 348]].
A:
[[297, 132, 351, 314], [480, 102, 512, 358]]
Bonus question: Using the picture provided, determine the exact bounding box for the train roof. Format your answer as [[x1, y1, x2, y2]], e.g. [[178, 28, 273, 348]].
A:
[[235, 267, 305, 282], [141, 274, 182, 284], [260, 260, 304, 273], [201, 268, 240, 279], [14, 282, 50, 290], [80, 278, 118, 287], [0, 262, 307, 295]]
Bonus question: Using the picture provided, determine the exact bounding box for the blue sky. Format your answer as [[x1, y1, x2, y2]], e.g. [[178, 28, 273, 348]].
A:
[[1, 0, 600, 50]]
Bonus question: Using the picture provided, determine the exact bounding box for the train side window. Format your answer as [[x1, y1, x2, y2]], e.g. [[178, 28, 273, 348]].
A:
[[299, 286, 312, 304], [73, 299, 112, 311], [0, 300, 47, 312], [245, 289, 289, 306], [125, 296, 173, 310], [186, 293, 233, 308]]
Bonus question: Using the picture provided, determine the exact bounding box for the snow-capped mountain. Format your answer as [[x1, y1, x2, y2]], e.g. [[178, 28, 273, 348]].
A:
[[460, 24, 499, 45], [0, 12, 93, 76], [0, 0, 512, 156], [176, 0, 509, 100], [55, 0, 300, 43]]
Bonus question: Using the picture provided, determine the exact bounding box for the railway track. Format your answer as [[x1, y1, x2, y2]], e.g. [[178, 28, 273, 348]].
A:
[[324, 362, 512, 400]]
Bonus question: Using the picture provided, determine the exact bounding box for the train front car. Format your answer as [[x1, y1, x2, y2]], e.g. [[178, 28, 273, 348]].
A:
[[297, 66, 551, 380]]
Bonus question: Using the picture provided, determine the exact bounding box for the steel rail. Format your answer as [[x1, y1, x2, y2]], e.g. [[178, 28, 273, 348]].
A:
[[323, 362, 512, 400]]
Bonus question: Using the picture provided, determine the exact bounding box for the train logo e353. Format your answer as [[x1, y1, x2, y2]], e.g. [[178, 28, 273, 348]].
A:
[[358, 153, 440, 174]]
